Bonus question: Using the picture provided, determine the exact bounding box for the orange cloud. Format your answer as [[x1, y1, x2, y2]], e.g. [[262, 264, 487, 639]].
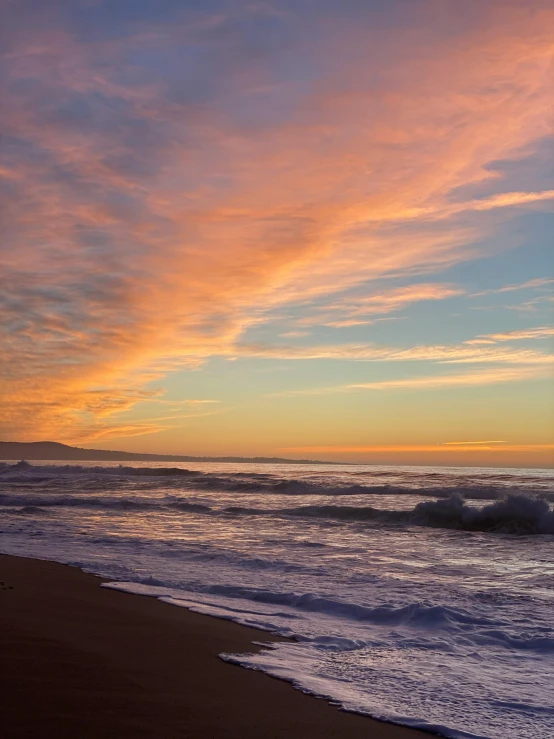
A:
[[281, 444, 554, 454], [442, 441, 507, 446]]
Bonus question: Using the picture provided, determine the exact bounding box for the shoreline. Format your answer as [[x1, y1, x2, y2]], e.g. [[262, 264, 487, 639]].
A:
[[0, 554, 429, 739]]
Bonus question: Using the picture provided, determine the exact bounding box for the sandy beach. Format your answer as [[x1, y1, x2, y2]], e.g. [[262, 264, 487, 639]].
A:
[[0, 554, 429, 739]]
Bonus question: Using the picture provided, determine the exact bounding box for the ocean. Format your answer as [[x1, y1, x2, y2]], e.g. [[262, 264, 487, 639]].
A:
[[1, 460, 553, 739]]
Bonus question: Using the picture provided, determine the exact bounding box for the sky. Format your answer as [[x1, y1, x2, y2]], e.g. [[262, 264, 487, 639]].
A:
[[1, 0, 553, 467]]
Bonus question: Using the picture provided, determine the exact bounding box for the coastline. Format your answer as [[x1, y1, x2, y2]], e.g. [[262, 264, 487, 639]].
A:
[[0, 554, 428, 739]]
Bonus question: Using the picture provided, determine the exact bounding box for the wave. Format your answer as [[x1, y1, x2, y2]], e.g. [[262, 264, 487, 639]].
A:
[[223, 494, 554, 534], [193, 584, 498, 627], [259, 480, 532, 500], [10, 505, 52, 516], [281, 494, 554, 534], [410, 493, 554, 534], [0, 494, 161, 511], [107, 580, 554, 655], [2, 488, 553, 535], [0, 460, 201, 477], [1, 461, 552, 502]]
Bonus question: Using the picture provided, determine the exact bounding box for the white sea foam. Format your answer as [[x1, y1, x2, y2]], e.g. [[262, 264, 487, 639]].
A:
[[105, 579, 554, 739]]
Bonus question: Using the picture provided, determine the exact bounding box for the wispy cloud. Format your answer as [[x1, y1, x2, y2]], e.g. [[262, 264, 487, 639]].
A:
[[235, 341, 553, 365], [355, 190, 554, 225], [466, 326, 554, 344], [279, 443, 554, 454], [279, 331, 311, 338], [442, 440, 507, 446], [506, 295, 554, 313], [295, 283, 464, 327], [270, 366, 550, 397], [473, 278, 554, 296], [179, 399, 221, 406]]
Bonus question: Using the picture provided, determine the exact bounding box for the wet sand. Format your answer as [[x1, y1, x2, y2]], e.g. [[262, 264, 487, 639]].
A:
[[0, 554, 429, 738]]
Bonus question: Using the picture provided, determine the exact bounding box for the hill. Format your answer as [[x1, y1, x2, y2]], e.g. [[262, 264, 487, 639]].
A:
[[0, 441, 330, 465]]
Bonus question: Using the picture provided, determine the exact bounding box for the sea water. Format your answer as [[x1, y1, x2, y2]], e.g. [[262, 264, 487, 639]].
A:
[[1, 460, 553, 739]]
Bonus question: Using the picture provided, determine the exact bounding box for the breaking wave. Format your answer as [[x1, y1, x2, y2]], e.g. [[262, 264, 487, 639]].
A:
[[2, 488, 553, 535], [231, 494, 554, 534], [411, 493, 554, 534]]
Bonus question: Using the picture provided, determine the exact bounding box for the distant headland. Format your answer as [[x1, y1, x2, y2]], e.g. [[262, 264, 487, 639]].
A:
[[0, 441, 336, 465]]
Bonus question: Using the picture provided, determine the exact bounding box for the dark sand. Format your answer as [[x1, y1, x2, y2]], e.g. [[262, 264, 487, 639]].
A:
[[0, 555, 429, 739]]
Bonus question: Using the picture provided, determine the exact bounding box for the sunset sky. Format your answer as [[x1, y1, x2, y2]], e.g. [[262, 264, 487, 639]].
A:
[[1, 0, 553, 467]]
